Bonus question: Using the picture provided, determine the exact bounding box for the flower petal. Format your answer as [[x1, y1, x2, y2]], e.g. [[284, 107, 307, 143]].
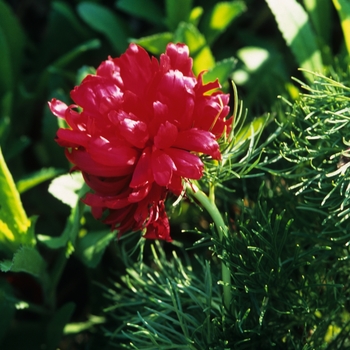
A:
[[173, 128, 221, 160], [118, 113, 149, 148], [48, 99, 68, 119], [130, 147, 153, 188], [164, 43, 194, 77], [166, 148, 203, 180], [151, 149, 177, 186], [66, 149, 133, 177], [55, 129, 89, 148], [87, 137, 138, 167], [154, 121, 178, 150]]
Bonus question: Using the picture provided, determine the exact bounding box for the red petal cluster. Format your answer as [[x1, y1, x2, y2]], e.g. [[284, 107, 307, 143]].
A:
[[49, 43, 231, 241]]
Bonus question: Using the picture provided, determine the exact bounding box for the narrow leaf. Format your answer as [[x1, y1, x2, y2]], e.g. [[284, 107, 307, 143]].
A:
[[303, 0, 332, 46], [265, 0, 323, 76], [77, 2, 129, 54], [116, 0, 163, 25], [16, 168, 63, 194], [0, 0, 25, 91], [46, 303, 76, 350]]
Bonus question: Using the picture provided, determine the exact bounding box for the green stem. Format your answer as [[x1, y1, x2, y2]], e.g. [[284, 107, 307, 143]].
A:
[[186, 182, 231, 311]]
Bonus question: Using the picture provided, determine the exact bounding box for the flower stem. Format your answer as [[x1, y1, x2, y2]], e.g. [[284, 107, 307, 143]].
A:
[[187, 183, 231, 311]]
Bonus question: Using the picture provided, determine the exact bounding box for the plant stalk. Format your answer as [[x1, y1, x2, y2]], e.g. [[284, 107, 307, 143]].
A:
[[186, 182, 231, 311]]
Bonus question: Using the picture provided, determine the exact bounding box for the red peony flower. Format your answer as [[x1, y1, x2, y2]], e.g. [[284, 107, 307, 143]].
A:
[[49, 43, 231, 241]]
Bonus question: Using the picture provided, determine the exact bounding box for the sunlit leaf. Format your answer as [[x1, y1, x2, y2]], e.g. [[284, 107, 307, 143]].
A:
[[201, 1, 246, 45], [116, 0, 163, 25], [332, 0, 350, 56], [48, 172, 84, 208], [189, 6, 204, 27], [0, 148, 33, 254], [265, 0, 323, 77]]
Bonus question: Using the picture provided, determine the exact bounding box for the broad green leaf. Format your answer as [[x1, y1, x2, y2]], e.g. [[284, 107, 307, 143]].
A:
[[16, 168, 63, 194], [116, 0, 163, 25], [0, 246, 46, 279], [48, 172, 84, 208], [203, 57, 236, 86], [201, 1, 246, 45], [135, 32, 174, 55], [0, 0, 25, 91], [265, 0, 323, 77], [174, 23, 215, 75], [165, 0, 193, 31], [0, 148, 33, 253], [303, 0, 332, 46], [332, 0, 350, 56], [46, 303, 75, 350], [75, 230, 116, 268], [77, 2, 129, 54]]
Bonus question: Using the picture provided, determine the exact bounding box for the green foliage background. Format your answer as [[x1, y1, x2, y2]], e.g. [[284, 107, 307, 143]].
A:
[[0, 0, 350, 349]]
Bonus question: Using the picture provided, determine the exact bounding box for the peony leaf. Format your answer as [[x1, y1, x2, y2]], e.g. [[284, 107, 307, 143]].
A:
[[0, 148, 34, 254], [165, 0, 194, 31], [0, 246, 46, 280], [75, 230, 116, 268], [116, 0, 162, 25], [135, 32, 174, 55], [201, 1, 246, 45], [265, 0, 323, 77], [77, 2, 129, 54]]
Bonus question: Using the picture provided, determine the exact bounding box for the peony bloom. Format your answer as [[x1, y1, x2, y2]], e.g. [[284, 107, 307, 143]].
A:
[[49, 43, 231, 241]]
